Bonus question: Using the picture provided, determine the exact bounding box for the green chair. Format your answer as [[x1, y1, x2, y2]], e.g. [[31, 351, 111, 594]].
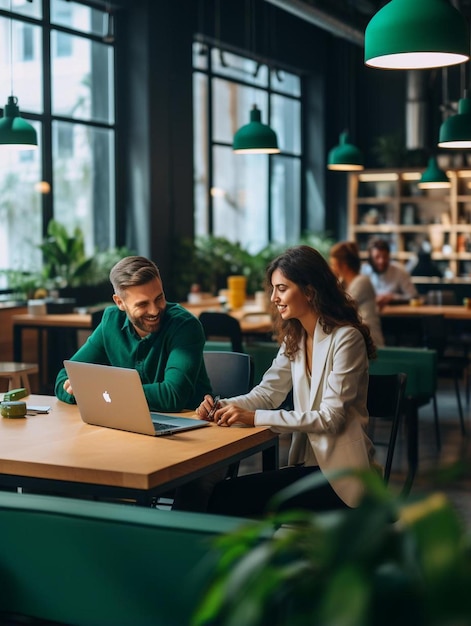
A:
[[369, 346, 438, 494]]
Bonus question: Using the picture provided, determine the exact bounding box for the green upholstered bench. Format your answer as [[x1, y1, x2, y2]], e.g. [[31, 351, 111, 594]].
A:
[[370, 346, 437, 400], [0, 491, 248, 626]]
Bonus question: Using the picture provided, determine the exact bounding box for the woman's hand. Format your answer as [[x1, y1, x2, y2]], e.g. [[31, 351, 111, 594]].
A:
[[212, 404, 255, 427], [196, 394, 220, 421]]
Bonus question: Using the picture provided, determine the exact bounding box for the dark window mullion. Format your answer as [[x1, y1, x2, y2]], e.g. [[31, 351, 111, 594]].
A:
[[207, 45, 214, 234], [42, 0, 53, 233]]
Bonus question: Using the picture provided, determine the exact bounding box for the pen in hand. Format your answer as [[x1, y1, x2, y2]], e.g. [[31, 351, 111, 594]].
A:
[[207, 395, 220, 421]]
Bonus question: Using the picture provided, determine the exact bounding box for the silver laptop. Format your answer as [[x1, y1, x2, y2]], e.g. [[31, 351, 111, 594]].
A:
[[63, 360, 209, 437]]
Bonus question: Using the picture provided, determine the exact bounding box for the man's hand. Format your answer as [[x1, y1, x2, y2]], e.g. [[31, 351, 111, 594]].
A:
[[376, 293, 394, 309], [63, 379, 74, 395]]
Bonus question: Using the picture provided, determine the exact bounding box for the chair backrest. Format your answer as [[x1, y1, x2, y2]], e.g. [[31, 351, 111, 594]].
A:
[[367, 372, 407, 485], [199, 312, 244, 353], [426, 290, 456, 305], [370, 346, 437, 401], [203, 351, 253, 398]]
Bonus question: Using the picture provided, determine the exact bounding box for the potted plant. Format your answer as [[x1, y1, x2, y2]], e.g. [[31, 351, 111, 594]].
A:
[[38, 219, 133, 306], [192, 469, 471, 626], [168, 232, 336, 302]]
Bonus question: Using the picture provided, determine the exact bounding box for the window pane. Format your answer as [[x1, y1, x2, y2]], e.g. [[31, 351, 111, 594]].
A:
[[0, 0, 42, 19], [271, 155, 301, 244], [213, 78, 268, 145], [51, 0, 106, 38], [193, 41, 208, 71], [271, 68, 301, 97], [272, 94, 301, 155], [51, 32, 114, 124], [212, 49, 268, 87], [0, 17, 43, 114], [0, 122, 43, 275], [53, 122, 115, 254], [213, 146, 268, 253], [194, 72, 209, 236]]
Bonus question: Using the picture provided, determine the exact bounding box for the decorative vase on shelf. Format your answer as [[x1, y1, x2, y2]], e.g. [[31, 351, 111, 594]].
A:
[[429, 225, 444, 253]]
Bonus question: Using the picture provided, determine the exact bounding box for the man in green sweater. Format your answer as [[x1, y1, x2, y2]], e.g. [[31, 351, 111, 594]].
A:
[[55, 256, 212, 411]]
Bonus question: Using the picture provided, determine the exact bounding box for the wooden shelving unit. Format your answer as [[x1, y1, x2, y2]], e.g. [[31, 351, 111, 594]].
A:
[[347, 168, 471, 279]]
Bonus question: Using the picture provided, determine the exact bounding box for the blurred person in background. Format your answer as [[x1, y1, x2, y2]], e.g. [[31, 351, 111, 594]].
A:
[[330, 241, 384, 347], [361, 237, 418, 308]]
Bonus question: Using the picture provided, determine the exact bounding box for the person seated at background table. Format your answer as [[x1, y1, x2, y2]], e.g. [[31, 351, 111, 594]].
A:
[[194, 245, 378, 517], [410, 241, 443, 278], [55, 256, 211, 411], [361, 237, 418, 308], [329, 240, 384, 347]]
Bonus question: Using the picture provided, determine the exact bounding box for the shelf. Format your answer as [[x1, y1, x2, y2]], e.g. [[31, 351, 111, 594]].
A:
[[348, 167, 471, 280]]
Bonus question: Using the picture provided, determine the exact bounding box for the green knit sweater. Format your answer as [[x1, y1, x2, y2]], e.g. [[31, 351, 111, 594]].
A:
[[55, 303, 212, 411]]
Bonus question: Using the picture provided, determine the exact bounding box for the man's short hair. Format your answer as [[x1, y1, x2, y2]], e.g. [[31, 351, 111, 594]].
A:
[[110, 256, 161, 295], [368, 237, 390, 254]]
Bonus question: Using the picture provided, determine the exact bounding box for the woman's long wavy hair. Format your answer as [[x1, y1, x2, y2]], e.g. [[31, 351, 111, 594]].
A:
[[266, 245, 376, 360]]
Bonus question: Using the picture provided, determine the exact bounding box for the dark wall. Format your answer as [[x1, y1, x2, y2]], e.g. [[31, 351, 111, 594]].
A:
[[116, 0, 413, 292]]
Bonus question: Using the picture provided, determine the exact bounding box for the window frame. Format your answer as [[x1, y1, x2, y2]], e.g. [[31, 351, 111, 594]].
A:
[[193, 38, 304, 251]]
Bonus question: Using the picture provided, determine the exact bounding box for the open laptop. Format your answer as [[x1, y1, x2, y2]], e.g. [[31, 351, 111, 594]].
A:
[[63, 360, 209, 437]]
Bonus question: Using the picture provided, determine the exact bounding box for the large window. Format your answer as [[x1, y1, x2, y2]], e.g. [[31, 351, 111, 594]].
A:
[[0, 0, 115, 280], [193, 42, 302, 253]]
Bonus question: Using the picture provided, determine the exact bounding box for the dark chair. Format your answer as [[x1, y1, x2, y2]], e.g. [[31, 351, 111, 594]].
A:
[[367, 373, 407, 488], [199, 312, 244, 353], [426, 290, 456, 305], [203, 351, 254, 398], [380, 314, 468, 445], [203, 350, 254, 481], [421, 314, 468, 439], [369, 346, 438, 495]]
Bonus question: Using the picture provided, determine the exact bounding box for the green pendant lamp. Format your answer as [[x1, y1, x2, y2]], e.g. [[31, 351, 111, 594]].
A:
[[327, 131, 364, 171], [0, 96, 37, 150], [233, 104, 280, 154], [438, 92, 471, 148], [365, 0, 469, 70], [418, 156, 450, 188]]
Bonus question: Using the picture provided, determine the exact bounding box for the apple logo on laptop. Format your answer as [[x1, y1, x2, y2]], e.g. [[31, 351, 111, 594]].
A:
[[102, 391, 112, 403]]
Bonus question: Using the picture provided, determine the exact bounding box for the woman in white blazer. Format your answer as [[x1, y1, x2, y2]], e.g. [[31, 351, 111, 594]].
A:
[[197, 245, 378, 516]]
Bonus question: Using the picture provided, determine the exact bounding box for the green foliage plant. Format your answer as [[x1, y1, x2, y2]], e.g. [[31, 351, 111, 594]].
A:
[[192, 469, 471, 626], [39, 219, 133, 289], [169, 232, 335, 302], [39, 219, 96, 288]]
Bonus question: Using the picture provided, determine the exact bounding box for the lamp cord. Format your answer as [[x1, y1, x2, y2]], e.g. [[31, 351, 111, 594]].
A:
[[9, 0, 13, 97]]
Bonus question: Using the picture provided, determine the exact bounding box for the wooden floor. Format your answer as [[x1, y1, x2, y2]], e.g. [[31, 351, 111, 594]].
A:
[[238, 378, 471, 528]]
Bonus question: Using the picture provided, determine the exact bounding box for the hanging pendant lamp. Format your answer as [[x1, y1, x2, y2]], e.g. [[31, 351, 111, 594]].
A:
[[418, 156, 450, 188], [438, 92, 471, 148], [233, 104, 280, 154], [327, 131, 364, 171], [365, 0, 469, 70], [0, 96, 37, 149], [0, 0, 37, 150]]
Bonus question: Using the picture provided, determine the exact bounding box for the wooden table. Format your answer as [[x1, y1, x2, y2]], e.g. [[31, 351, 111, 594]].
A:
[[381, 304, 471, 320], [12, 305, 273, 362], [181, 298, 273, 335], [12, 313, 97, 392], [12, 305, 273, 392], [0, 394, 279, 505]]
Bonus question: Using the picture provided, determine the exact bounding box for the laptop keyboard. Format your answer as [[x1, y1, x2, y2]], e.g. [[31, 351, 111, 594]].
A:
[[152, 421, 173, 431]]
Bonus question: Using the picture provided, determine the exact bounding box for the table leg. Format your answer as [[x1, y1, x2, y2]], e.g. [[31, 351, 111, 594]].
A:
[[262, 438, 279, 472], [13, 325, 22, 362], [403, 396, 418, 497]]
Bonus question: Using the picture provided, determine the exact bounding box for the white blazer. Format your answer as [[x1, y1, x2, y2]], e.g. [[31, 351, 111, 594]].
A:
[[224, 322, 375, 507]]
